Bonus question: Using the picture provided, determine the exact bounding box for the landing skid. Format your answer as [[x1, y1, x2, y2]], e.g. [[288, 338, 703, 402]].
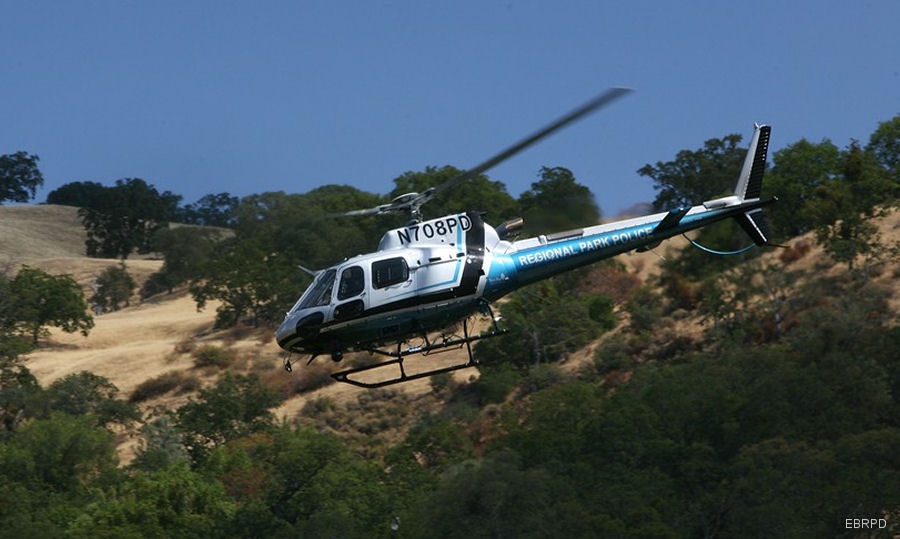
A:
[[331, 311, 507, 389]]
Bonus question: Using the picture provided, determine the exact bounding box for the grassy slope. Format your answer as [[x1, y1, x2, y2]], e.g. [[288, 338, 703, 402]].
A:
[[6, 203, 900, 462]]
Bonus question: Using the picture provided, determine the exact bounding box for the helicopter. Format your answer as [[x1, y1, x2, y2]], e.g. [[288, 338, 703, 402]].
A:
[[276, 88, 776, 388]]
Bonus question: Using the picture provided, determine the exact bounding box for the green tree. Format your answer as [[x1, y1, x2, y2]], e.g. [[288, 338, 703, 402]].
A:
[[91, 263, 136, 313], [638, 133, 746, 211], [765, 138, 842, 238], [79, 178, 181, 258], [175, 373, 280, 464], [0, 151, 44, 204], [867, 113, 900, 183], [389, 165, 520, 223], [8, 266, 94, 344], [806, 141, 895, 269], [41, 371, 140, 428], [131, 415, 190, 472], [518, 166, 599, 234], [0, 272, 35, 360], [0, 412, 118, 493], [142, 227, 221, 298], [192, 187, 385, 327], [45, 180, 107, 208], [177, 192, 240, 227], [66, 464, 235, 538], [409, 451, 589, 538], [476, 278, 610, 369], [0, 360, 40, 434], [189, 236, 297, 327]]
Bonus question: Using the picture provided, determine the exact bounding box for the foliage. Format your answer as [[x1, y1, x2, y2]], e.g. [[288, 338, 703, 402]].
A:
[[131, 415, 190, 472], [593, 333, 634, 375], [867, 113, 900, 183], [142, 226, 222, 298], [623, 284, 663, 333], [175, 373, 280, 464], [41, 371, 141, 427], [765, 138, 843, 239], [190, 345, 237, 368], [91, 263, 136, 313], [189, 236, 298, 327], [67, 464, 235, 538], [407, 450, 589, 538], [45, 180, 107, 207], [79, 178, 181, 258], [177, 192, 240, 227], [0, 151, 43, 204], [638, 133, 746, 211], [129, 371, 200, 404], [475, 278, 608, 369], [518, 166, 599, 234], [0, 412, 119, 492], [191, 187, 383, 327], [389, 165, 520, 223], [7, 266, 94, 344], [0, 360, 41, 434], [698, 261, 800, 344], [806, 141, 896, 269]]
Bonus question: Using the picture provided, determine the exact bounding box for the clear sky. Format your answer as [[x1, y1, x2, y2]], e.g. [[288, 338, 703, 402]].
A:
[[2, 1, 898, 216]]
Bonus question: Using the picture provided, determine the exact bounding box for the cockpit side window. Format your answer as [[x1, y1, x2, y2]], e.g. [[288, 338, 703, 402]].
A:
[[297, 269, 337, 310], [337, 266, 364, 300], [372, 257, 409, 289]]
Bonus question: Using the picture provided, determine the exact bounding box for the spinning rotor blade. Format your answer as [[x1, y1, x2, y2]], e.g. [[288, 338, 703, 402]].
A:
[[340, 204, 394, 217], [336, 87, 632, 219], [427, 87, 634, 199]]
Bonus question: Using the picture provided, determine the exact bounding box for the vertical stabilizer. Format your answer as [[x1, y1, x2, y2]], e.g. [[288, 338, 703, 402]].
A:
[[733, 124, 771, 201]]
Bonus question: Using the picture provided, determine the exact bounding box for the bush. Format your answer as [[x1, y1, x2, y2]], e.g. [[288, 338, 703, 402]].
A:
[[593, 333, 634, 375], [521, 363, 563, 395], [587, 294, 617, 330], [472, 365, 522, 405], [140, 271, 176, 299], [191, 345, 236, 368], [625, 285, 663, 333], [258, 362, 334, 398], [130, 371, 201, 403], [91, 263, 136, 313], [430, 372, 455, 394]]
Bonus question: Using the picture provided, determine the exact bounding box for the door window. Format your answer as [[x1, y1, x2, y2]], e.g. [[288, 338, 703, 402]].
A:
[[337, 266, 365, 300], [372, 257, 409, 289]]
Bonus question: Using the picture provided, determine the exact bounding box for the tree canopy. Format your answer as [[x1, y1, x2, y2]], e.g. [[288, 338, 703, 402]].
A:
[[78, 178, 181, 258], [518, 166, 599, 234], [0, 152, 44, 204], [638, 133, 746, 211], [6, 266, 93, 344]]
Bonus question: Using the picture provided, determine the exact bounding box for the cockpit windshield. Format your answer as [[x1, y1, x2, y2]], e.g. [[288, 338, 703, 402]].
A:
[[293, 269, 336, 312]]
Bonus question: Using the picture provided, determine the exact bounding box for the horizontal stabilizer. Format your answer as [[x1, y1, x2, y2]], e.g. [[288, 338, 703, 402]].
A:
[[653, 206, 690, 234], [736, 208, 771, 246]]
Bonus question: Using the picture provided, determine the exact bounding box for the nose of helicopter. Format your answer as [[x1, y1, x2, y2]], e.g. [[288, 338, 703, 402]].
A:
[[276, 309, 325, 351]]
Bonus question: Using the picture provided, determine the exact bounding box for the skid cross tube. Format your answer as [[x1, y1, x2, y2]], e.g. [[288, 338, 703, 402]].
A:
[[330, 317, 507, 389]]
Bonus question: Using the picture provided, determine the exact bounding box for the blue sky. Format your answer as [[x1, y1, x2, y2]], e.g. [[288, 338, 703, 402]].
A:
[[2, 1, 898, 216]]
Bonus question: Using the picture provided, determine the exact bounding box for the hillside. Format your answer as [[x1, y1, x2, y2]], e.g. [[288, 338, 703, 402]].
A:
[[7, 203, 900, 465], [3, 205, 475, 459]]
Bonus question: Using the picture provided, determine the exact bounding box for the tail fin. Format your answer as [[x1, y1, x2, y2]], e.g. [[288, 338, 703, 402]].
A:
[[735, 208, 771, 246], [733, 124, 773, 245], [733, 124, 771, 201]]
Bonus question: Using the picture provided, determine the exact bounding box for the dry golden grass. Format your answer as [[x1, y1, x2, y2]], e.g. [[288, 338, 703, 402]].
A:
[[0, 204, 86, 261], [8, 201, 900, 464]]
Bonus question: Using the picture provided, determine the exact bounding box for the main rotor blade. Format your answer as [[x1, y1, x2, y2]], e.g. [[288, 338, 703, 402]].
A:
[[430, 87, 633, 198]]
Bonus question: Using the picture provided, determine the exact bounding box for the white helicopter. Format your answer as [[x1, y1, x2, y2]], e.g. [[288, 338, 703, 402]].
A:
[[276, 88, 775, 387]]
